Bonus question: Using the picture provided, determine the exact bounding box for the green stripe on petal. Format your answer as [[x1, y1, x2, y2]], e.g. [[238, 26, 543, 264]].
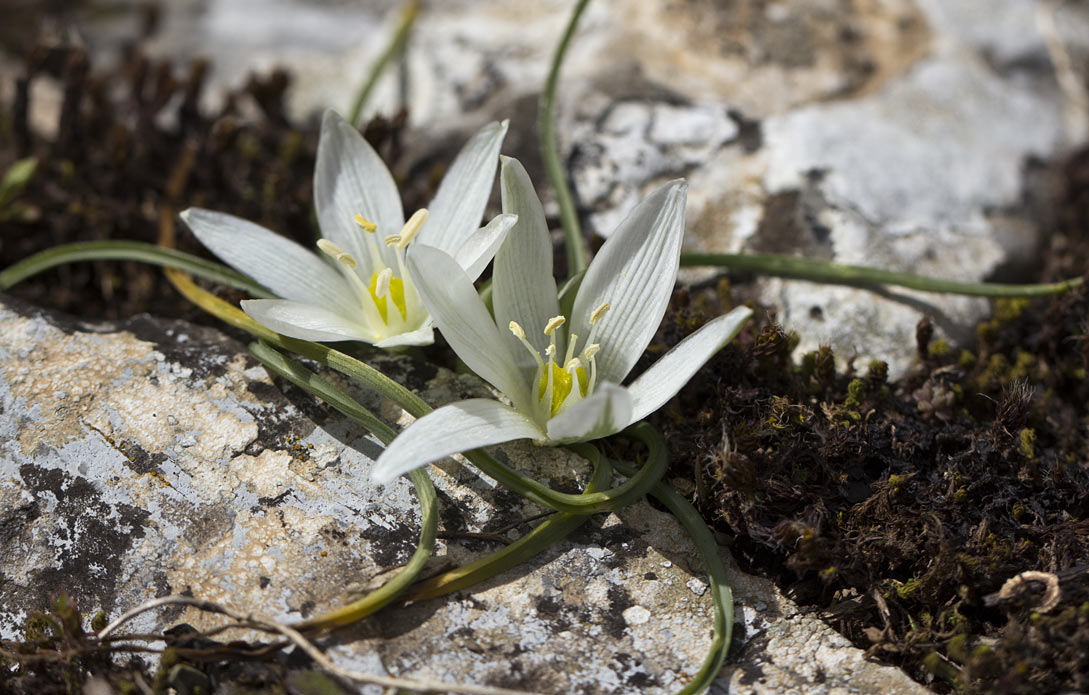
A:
[[407, 245, 529, 409], [418, 120, 509, 255], [315, 110, 404, 266], [240, 299, 378, 343], [569, 180, 687, 385], [495, 156, 562, 369], [182, 208, 357, 312]]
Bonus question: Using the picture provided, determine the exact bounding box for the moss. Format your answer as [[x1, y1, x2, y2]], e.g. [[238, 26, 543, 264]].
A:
[[947, 633, 969, 662], [1018, 428, 1037, 461], [958, 349, 978, 369], [976, 318, 1001, 344], [866, 359, 888, 384], [977, 353, 1010, 388], [923, 651, 960, 683], [1009, 350, 1036, 381], [897, 578, 922, 599], [845, 378, 865, 409], [994, 297, 1031, 321], [929, 338, 952, 358]]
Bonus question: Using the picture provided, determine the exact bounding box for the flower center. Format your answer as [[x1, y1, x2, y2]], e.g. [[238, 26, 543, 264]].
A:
[[509, 303, 609, 420], [317, 209, 427, 329]]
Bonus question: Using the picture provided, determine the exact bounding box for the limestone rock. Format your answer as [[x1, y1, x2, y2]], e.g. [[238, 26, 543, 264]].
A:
[[0, 298, 930, 694], [78, 0, 1087, 376]]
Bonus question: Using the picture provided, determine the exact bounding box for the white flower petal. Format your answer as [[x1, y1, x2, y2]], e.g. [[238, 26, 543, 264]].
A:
[[627, 306, 752, 422], [494, 156, 561, 370], [314, 110, 404, 267], [375, 324, 435, 348], [407, 245, 529, 408], [546, 383, 633, 442], [453, 213, 517, 281], [372, 399, 544, 484], [182, 208, 356, 312], [418, 120, 508, 255], [569, 180, 687, 384], [241, 299, 377, 343]]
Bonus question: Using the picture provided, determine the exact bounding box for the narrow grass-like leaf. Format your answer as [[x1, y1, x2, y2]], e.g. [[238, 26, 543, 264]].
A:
[[407, 443, 613, 601], [165, 269, 670, 516], [0, 240, 274, 298], [681, 252, 1082, 298], [347, 1, 419, 127], [614, 447, 734, 695], [540, 0, 591, 276]]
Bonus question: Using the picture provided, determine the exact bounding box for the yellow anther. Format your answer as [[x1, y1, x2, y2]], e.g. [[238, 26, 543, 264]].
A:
[[563, 358, 582, 372], [583, 343, 600, 360], [385, 234, 402, 247], [544, 316, 566, 335], [373, 267, 393, 298], [590, 302, 610, 325], [397, 209, 428, 248], [353, 214, 378, 233], [509, 321, 526, 340], [316, 239, 357, 269]]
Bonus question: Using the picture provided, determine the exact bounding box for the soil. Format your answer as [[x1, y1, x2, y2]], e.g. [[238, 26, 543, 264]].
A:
[[1, 6, 1087, 695]]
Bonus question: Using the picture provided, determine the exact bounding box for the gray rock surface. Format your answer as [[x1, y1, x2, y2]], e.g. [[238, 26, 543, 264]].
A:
[[0, 298, 930, 694], [75, 0, 1089, 376]]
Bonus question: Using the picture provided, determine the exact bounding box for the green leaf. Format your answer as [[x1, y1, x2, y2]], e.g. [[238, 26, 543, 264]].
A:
[[0, 157, 37, 210]]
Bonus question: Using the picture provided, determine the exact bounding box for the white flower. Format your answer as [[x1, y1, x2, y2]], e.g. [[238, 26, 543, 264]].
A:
[[180, 110, 514, 348], [372, 157, 752, 483]]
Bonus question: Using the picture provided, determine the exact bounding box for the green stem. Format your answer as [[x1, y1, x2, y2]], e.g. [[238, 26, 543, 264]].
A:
[[0, 241, 274, 298], [680, 252, 1083, 298], [457, 423, 667, 514], [347, 1, 420, 127], [166, 270, 666, 514], [4, 245, 670, 514], [247, 341, 438, 633], [407, 446, 613, 601], [612, 457, 734, 695], [540, 0, 591, 276]]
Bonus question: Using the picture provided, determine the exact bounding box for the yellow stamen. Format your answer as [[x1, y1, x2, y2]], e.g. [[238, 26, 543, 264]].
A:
[[544, 316, 566, 335], [509, 321, 526, 340], [590, 302, 610, 325], [366, 268, 407, 322], [397, 209, 428, 248], [582, 343, 600, 360], [373, 267, 393, 298], [353, 214, 377, 233], [316, 239, 357, 269], [368, 272, 389, 323]]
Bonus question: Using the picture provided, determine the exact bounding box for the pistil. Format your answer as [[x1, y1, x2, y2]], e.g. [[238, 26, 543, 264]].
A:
[[507, 311, 605, 420]]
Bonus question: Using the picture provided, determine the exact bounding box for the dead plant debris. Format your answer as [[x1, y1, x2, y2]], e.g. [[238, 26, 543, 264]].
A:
[[3, 11, 1089, 695]]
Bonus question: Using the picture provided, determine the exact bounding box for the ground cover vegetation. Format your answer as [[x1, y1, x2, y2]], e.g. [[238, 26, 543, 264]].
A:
[[1, 10, 1087, 695]]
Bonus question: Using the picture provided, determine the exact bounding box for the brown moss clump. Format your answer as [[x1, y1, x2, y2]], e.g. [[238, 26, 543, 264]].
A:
[[649, 167, 1089, 692], [1, 32, 407, 324]]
